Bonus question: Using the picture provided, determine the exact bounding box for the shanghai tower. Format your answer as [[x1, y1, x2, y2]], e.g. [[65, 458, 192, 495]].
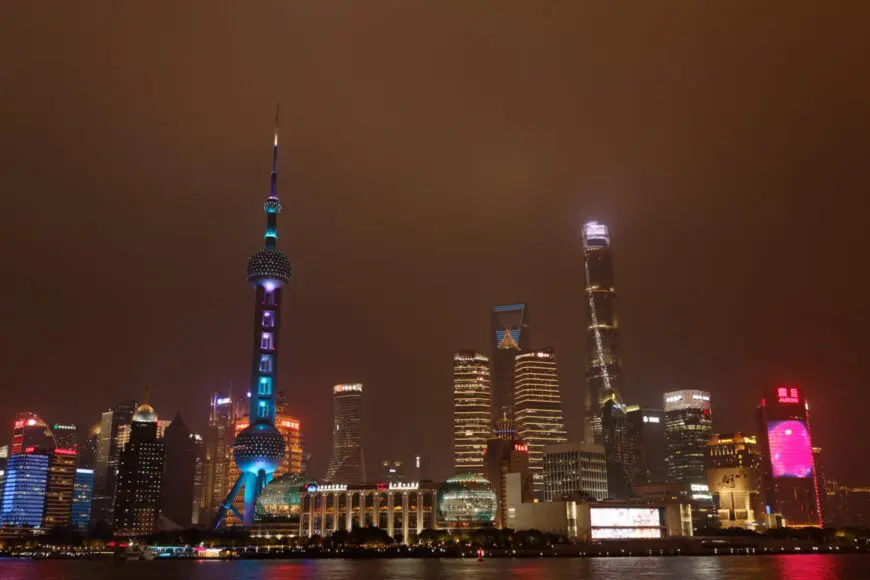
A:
[[582, 221, 632, 497], [213, 113, 289, 527]]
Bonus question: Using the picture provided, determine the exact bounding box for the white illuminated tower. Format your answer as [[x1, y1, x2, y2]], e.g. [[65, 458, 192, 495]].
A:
[[213, 112, 289, 527]]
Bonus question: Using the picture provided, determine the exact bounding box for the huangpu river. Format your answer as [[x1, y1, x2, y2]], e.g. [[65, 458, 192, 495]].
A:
[[1, 555, 867, 580]]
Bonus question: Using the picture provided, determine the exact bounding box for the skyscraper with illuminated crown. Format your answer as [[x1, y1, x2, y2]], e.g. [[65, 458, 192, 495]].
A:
[[213, 112, 289, 527]]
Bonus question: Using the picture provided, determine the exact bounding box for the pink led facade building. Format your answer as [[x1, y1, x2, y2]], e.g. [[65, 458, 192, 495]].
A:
[[757, 387, 822, 527]]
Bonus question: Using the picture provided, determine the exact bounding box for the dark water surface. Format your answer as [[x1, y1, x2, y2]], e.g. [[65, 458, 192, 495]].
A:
[[1, 555, 866, 580]]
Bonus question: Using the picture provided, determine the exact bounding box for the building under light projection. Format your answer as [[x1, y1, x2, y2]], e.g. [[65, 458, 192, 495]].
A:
[[756, 387, 822, 527], [325, 384, 365, 484], [664, 390, 713, 486], [0, 450, 50, 527], [70, 468, 94, 532], [706, 432, 762, 529], [452, 352, 492, 476], [490, 304, 529, 419], [513, 348, 568, 497]]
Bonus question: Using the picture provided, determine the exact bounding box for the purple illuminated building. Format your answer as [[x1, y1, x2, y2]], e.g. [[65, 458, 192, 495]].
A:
[[756, 387, 822, 527], [212, 112, 289, 527]]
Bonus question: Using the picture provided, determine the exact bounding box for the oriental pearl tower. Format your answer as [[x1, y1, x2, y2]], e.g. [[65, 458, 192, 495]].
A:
[[213, 112, 290, 527]]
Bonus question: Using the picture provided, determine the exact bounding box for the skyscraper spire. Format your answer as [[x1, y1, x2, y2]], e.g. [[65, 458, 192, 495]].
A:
[[269, 104, 279, 200], [263, 105, 282, 251]]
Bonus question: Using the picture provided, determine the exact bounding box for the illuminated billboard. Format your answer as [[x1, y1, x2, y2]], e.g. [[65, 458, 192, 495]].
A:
[[591, 527, 662, 540], [590, 507, 661, 528], [767, 420, 813, 478]]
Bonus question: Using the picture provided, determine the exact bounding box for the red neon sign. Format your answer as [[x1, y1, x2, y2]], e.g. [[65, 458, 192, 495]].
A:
[[24, 446, 35, 453], [13, 420, 24, 429], [514, 444, 528, 453], [235, 422, 249, 431], [776, 387, 801, 404], [54, 448, 76, 456], [280, 420, 300, 430], [376, 482, 388, 491]]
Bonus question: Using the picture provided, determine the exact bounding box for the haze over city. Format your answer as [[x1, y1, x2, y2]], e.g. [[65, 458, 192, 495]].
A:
[[2, 0, 868, 491]]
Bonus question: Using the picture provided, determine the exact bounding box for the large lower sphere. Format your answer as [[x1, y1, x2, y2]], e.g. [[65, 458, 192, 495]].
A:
[[437, 473, 497, 523], [233, 423, 286, 475]]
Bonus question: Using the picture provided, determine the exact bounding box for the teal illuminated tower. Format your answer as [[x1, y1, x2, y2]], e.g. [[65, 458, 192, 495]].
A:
[[213, 112, 289, 527]]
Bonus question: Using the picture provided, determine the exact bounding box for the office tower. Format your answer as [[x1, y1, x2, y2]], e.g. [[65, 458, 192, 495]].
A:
[[325, 384, 364, 483], [43, 447, 77, 528], [484, 415, 531, 528], [0, 445, 7, 515], [513, 348, 568, 497], [213, 116, 290, 528], [70, 468, 94, 532], [11, 412, 56, 455], [490, 304, 529, 419], [191, 432, 205, 526], [626, 407, 667, 485], [542, 442, 608, 501], [601, 399, 634, 498], [202, 392, 234, 523], [276, 393, 304, 475], [581, 222, 624, 444], [380, 460, 405, 483], [79, 425, 99, 470], [706, 433, 762, 529], [162, 413, 196, 528], [93, 399, 138, 524], [114, 403, 166, 535], [452, 352, 492, 475], [756, 386, 822, 527], [51, 424, 79, 452], [0, 450, 50, 527], [664, 390, 713, 486]]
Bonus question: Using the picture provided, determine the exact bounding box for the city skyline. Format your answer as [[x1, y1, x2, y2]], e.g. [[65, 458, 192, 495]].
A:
[[2, 2, 867, 487]]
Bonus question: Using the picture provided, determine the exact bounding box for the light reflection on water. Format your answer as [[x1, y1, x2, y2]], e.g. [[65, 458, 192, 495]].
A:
[[0, 554, 857, 580]]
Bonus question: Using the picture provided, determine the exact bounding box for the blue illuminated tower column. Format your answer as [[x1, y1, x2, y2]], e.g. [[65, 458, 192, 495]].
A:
[[213, 113, 289, 527]]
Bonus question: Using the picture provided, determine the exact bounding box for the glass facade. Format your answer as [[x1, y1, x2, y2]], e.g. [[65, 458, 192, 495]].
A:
[[513, 348, 567, 497], [452, 352, 491, 475], [664, 390, 713, 486], [325, 384, 364, 484], [437, 473, 497, 524], [70, 468, 94, 532], [542, 442, 608, 501], [490, 304, 529, 418], [0, 452, 50, 527]]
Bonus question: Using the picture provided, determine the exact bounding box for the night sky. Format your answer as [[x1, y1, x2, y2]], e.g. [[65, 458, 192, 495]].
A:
[[2, 2, 868, 484]]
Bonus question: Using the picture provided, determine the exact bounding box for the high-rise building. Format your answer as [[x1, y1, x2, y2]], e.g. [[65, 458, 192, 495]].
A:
[[706, 433, 762, 529], [756, 386, 822, 527], [202, 392, 234, 524], [0, 445, 7, 515], [485, 415, 531, 528], [490, 303, 529, 419], [42, 447, 77, 528], [79, 425, 99, 471], [664, 390, 713, 486], [275, 394, 304, 475], [191, 432, 205, 526], [325, 384, 364, 484], [51, 424, 80, 452], [626, 407, 667, 486], [542, 442, 608, 502], [581, 221, 623, 444], [70, 468, 94, 532], [452, 352, 492, 475], [114, 403, 166, 535], [213, 115, 290, 528], [93, 399, 137, 524], [513, 348, 568, 497], [11, 412, 56, 455], [380, 460, 405, 483], [0, 450, 50, 527], [162, 413, 196, 528]]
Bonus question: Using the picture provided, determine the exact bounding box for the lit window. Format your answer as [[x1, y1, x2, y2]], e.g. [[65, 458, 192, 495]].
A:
[[262, 311, 275, 329], [259, 355, 273, 373], [260, 333, 274, 350], [258, 377, 272, 396], [263, 291, 275, 306], [258, 403, 268, 418]]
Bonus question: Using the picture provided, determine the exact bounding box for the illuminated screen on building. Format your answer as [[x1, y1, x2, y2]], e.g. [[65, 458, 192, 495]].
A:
[[591, 527, 662, 540], [767, 420, 813, 479], [590, 507, 661, 528]]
